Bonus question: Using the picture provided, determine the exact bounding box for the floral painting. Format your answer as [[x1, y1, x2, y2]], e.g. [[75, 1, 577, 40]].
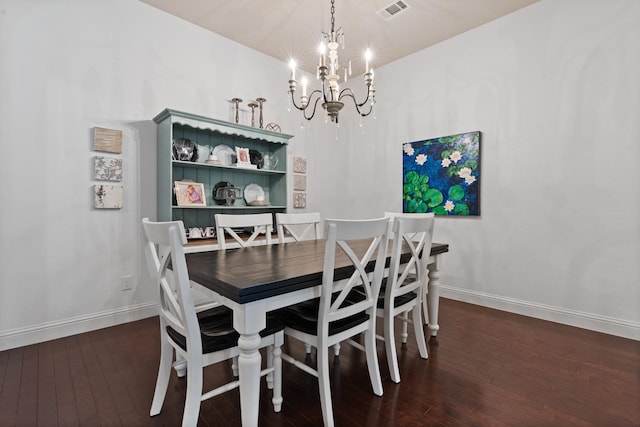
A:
[[402, 131, 480, 216]]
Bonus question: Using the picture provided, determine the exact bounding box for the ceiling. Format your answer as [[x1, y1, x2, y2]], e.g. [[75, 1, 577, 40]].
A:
[[140, 0, 539, 76]]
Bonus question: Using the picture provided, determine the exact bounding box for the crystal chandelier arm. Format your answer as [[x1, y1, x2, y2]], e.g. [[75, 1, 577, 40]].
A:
[[289, 88, 324, 121], [339, 90, 374, 117]]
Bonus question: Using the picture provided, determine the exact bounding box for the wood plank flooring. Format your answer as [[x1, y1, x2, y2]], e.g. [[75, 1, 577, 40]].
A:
[[0, 298, 638, 426]]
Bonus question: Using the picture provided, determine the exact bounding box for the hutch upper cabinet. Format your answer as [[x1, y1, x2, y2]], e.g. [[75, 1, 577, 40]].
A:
[[153, 108, 292, 251]]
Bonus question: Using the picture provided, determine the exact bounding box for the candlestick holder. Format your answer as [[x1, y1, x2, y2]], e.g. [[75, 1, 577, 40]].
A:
[[247, 101, 259, 127], [231, 98, 243, 124], [256, 97, 266, 129]]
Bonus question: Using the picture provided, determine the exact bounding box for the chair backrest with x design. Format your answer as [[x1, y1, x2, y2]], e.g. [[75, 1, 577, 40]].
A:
[[215, 213, 274, 249], [275, 212, 322, 244]]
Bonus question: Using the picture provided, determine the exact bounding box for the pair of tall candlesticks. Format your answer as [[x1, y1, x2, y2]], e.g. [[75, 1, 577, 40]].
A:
[[231, 97, 267, 128]]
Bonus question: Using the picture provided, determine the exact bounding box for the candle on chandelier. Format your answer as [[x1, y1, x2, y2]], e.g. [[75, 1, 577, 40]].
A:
[[319, 43, 326, 67], [289, 59, 296, 81], [302, 76, 308, 97], [365, 49, 372, 73]]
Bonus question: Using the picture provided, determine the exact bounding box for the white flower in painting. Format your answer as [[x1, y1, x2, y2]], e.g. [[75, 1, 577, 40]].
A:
[[415, 153, 427, 165], [449, 151, 462, 164], [458, 167, 472, 178], [441, 158, 451, 167], [444, 200, 455, 212], [465, 175, 477, 185], [403, 144, 415, 156]]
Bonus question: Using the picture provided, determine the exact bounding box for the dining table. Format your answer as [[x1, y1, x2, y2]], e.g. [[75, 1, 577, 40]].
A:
[[185, 238, 449, 426]]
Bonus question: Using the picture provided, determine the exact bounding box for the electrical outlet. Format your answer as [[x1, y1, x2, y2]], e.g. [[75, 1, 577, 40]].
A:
[[121, 275, 133, 291]]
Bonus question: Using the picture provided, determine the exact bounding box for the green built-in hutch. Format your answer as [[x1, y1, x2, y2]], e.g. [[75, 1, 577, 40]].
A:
[[153, 108, 292, 251]]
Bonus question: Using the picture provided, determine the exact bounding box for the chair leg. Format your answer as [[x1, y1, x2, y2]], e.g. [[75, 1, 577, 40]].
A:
[[150, 338, 173, 416], [271, 342, 283, 412], [400, 311, 409, 344], [384, 309, 401, 384], [232, 356, 239, 376], [266, 346, 274, 390], [413, 305, 428, 359], [182, 357, 203, 427], [173, 355, 187, 378], [316, 344, 335, 427], [333, 342, 341, 356], [364, 320, 384, 395]]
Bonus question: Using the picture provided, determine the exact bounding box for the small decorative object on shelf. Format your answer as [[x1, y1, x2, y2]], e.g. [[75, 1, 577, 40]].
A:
[[231, 98, 243, 124], [188, 226, 215, 239], [213, 181, 241, 206], [256, 97, 266, 128], [265, 123, 281, 132], [172, 138, 198, 161], [262, 152, 278, 170], [248, 101, 259, 127], [235, 146, 256, 169]]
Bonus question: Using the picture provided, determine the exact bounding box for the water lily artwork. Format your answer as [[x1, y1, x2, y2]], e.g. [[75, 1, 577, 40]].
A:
[[402, 131, 480, 216]]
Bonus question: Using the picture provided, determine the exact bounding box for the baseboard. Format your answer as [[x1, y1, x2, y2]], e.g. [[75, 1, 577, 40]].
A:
[[439, 285, 640, 341], [0, 303, 158, 352]]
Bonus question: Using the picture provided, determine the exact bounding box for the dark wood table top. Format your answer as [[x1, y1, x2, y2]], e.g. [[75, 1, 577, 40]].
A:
[[185, 240, 449, 304]]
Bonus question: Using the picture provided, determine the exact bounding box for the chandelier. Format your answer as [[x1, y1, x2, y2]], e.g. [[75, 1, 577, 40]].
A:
[[288, 0, 376, 124]]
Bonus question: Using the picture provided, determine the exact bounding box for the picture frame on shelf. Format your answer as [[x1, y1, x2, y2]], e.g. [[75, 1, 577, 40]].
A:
[[235, 147, 251, 166], [175, 181, 207, 206]]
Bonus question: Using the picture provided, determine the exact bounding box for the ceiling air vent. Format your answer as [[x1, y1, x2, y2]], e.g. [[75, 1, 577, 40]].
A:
[[378, 1, 410, 20]]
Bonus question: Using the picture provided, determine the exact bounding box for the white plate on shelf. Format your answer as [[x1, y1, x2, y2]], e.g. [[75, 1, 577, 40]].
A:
[[244, 183, 265, 204], [211, 144, 234, 166]]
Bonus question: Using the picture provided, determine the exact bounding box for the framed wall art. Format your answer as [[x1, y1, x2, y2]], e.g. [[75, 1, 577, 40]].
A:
[[94, 185, 123, 209], [293, 192, 306, 209], [402, 131, 481, 216], [93, 127, 122, 154], [293, 174, 307, 191], [94, 156, 123, 181], [174, 181, 207, 206], [293, 156, 307, 173]]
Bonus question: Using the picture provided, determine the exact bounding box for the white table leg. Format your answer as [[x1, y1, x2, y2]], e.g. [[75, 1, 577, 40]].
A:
[[426, 255, 441, 337], [234, 303, 267, 427]]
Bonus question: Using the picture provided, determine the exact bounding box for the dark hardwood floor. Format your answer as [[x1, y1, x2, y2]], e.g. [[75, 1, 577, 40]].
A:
[[0, 298, 638, 426]]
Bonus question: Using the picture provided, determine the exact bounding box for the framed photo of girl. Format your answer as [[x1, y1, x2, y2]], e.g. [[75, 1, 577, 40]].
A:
[[175, 181, 207, 206]]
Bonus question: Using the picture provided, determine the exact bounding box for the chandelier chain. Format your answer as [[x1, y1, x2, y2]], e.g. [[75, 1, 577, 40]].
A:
[[330, 0, 335, 33]]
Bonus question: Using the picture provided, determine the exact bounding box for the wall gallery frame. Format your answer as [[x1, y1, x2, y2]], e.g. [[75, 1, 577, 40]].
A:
[[94, 185, 123, 209], [174, 181, 207, 206], [94, 156, 123, 181], [402, 131, 481, 216]]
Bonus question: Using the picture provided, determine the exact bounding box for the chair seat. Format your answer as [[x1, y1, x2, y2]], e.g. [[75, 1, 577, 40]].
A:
[[168, 306, 285, 354], [281, 290, 369, 336], [350, 281, 419, 309]]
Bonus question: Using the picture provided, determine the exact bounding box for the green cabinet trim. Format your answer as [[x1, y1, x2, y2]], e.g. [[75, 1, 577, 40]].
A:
[[153, 108, 293, 145]]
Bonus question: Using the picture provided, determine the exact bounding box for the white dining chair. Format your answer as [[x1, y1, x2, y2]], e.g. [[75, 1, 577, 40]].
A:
[[280, 217, 390, 427], [276, 212, 336, 355], [378, 214, 435, 383], [275, 212, 322, 244], [215, 213, 274, 249], [385, 211, 435, 331], [141, 218, 285, 427]]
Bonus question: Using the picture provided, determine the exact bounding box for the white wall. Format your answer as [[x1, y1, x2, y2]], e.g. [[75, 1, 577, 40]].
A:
[[302, 0, 640, 339], [1, 0, 638, 350], [0, 0, 298, 350]]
